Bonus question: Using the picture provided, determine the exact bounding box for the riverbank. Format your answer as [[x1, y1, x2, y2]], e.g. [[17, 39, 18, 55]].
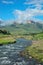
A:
[[0, 38, 32, 65], [20, 39, 43, 63], [0, 35, 16, 45], [0, 32, 43, 45], [0, 32, 43, 64]]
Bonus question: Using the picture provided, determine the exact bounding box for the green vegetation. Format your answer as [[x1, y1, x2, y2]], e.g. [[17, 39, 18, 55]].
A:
[[0, 30, 15, 44], [0, 29, 10, 35], [0, 32, 43, 45], [25, 40, 43, 62], [21, 33, 43, 63], [31, 32, 43, 40], [0, 23, 43, 62], [19, 32, 43, 63], [0, 34, 15, 44], [0, 23, 43, 44], [0, 23, 42, 35]]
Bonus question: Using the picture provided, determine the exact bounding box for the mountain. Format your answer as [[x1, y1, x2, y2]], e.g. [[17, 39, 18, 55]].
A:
[[0, 20, 43, 35], [0, 20, 6, 27], [26, 20, 35, 24], [0, 20, 2, 25]]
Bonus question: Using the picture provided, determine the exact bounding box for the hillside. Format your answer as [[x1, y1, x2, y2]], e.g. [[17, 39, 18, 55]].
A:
[[23, 39, 43, 63], [0, 22, 43, 44], [19, 33, 43, 63], [0, 22, 43, 35]]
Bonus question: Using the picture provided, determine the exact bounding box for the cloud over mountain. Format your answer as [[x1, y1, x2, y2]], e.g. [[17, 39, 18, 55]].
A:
[[0, 0, 43, 24], [13, 6, 43, 23]]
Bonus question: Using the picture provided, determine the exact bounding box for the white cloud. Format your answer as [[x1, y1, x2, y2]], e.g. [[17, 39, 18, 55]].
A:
[[2, 0, 14, 4], [24, 0, 43, 9], [0, 18, 15, 26], [5, 19, 15, 25], [24, 0, 43, 5], [12, 0, 43, 23], [13, 7, 43, 23]]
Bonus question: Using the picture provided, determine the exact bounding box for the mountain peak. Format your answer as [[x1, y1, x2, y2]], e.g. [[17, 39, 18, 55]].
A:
[[26, 20, 35, 24]]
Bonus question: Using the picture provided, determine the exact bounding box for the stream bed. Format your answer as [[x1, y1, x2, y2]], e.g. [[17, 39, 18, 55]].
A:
[[0, 38, 42, 65]]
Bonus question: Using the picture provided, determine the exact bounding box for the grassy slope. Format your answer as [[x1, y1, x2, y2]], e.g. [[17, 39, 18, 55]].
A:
[[0, 23, 43, 62], [22, 33, 43, 63], [0, 23, 43, 44], [32, 33, 43, 40], [26, 40, 43, 62], [0, 23, 42, 35], [0, 34, 15, 44]]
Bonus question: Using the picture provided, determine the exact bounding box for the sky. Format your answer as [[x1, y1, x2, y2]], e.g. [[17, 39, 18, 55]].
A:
[[0, 0, 43, 24]]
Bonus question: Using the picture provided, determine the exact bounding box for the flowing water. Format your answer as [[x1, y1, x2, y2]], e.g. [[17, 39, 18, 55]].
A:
[[0, 38, 42, 65]]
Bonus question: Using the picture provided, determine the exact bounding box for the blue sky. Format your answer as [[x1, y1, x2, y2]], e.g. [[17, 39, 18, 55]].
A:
[[0, 0, 43, 23]]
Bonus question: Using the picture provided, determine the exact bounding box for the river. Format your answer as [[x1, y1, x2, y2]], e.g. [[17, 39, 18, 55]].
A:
[[0, 38, 42, 65]]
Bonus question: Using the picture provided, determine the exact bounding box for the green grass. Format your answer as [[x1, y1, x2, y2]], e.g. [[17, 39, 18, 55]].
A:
[[21, 37, 43, 63], [0, 24, 43, 62], [0, 31, 43, 44], [32, 33, 43, 40], [25, 40, 43, 62], [0, 34, 16, 44], [19, 33, 43, 63], [20, 40, 43, 63], [0, 23, 43, 45], [0, 23, 42, 35], [0, 23, 43, 62]]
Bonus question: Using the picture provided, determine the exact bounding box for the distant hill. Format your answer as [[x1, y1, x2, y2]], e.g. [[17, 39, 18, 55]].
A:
[[0, 20, 43, 35]]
